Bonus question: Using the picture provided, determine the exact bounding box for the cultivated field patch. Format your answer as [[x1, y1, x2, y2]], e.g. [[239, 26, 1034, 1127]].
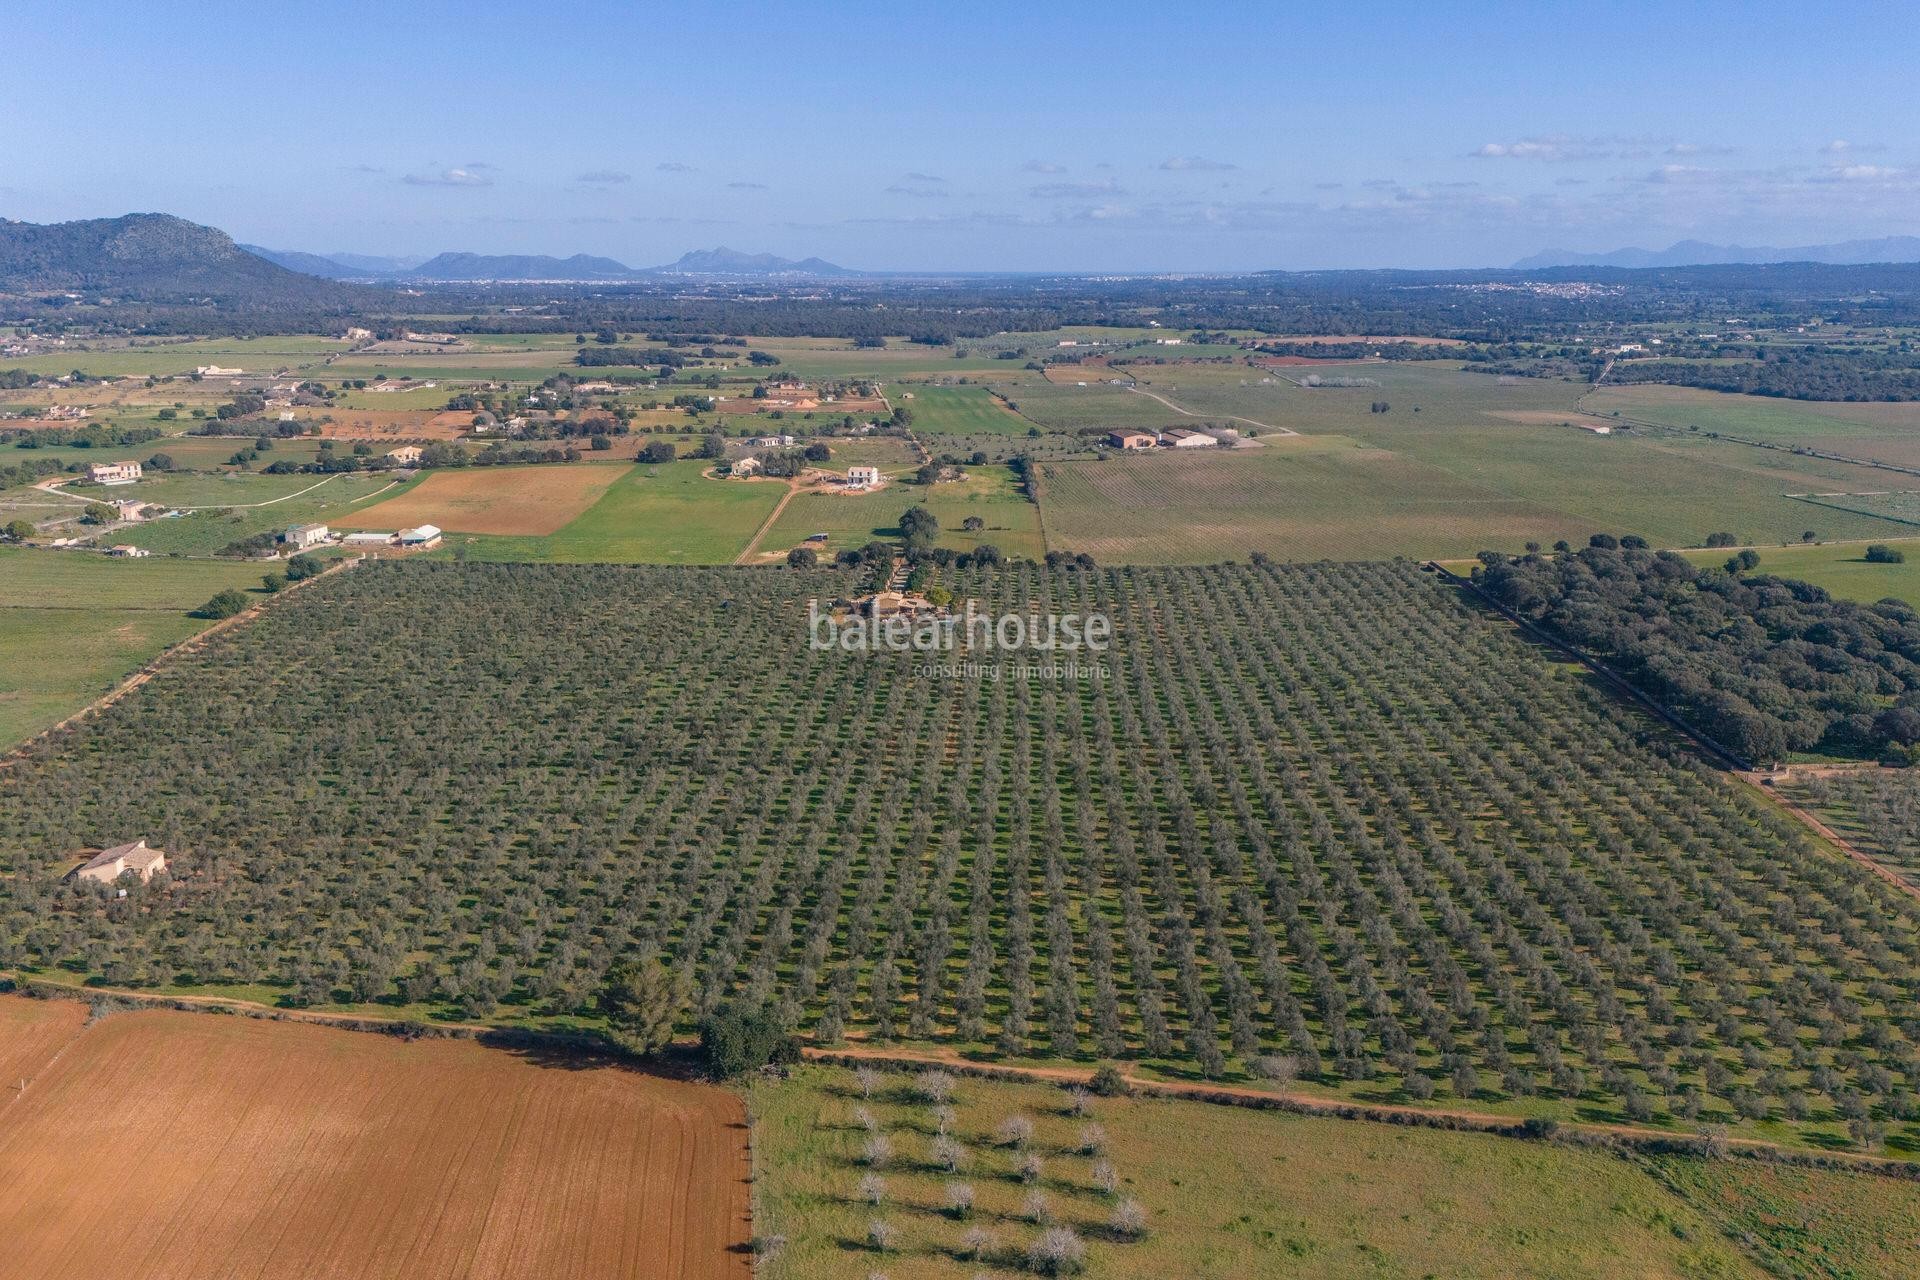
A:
[[1037, 438, 1584, 562], [754, 1065, 1756, 1280], [0, 1003, 750, 1280], [338, 463, 630, 536]]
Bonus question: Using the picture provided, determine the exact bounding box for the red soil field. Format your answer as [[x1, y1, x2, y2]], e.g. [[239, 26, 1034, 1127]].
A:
[[0, 994, 86, 1089], [0, 1002, 751, 1280]]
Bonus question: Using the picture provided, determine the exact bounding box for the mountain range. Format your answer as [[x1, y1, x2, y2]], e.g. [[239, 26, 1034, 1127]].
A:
[[0, 213, 360, 304], [1514, 236, 1920, 270], [245, 243, 858, 281]]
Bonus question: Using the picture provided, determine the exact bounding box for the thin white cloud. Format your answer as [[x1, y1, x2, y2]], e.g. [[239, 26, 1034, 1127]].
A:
[[1022, 160, 1067, 174], [727, 180, 769, 190], [657, 161, 697, 173], [402, 167, 492, 187], [1158, 155, 1237, 172], [576, 170, 632, 185]]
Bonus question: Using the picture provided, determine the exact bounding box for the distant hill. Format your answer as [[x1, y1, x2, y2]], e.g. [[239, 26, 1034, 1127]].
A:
[[240, 242, 861, 282], [653, 246, 857, 276], [0, 213, 357, 303], [401, 251, 641, 281], [1514, 236, 1920, 270], [240, 244, 372, 280]]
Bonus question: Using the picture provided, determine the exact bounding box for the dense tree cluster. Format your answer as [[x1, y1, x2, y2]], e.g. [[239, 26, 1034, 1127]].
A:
[[1478, 544, 1920, 762], [2, 561, 1919, 1140], [1609, 352, 1920, 402]]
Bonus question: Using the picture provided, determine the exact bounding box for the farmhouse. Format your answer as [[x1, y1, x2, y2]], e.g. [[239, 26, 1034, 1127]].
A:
[[194, 365, 244, 376], [750, 434, 796, 447], [386, 445, 424, 465], [74, 839, 167, 886], [283, 522, 330, 549], [732, 456, 762, 477], [1106, 429, 1157, 450], [111, 499, 150, 521], [1159, 428, 1217, 448], [86, 460, 142, 485], [398, 524, 442, 549], [846, 465, 881, 489], [106, 544, 151, 558]]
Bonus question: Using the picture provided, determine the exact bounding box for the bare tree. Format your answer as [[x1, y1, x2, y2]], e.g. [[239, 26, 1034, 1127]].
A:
[[1109, 1198, 1148, 1239], [915, 1068, 957, 1104], [861, 1133, 893, 1168], [1076, 1122, 1106, 1155], [1022, 1189, 1054, 1224], [931, 1134, 967, 1172], [933, 1104, 957, 1135], [996, 1114, 1035, 1149], [1064, 1086, 1092, 1117], [855, 1067, 881, 1099], [857, 1172, 886, 1205], [959, 1225, 996, 1262], [867, 1219, 897, 1253], [1026, 1225, 1087, 1276], [943, 1180, 975, 1219], [1018, 1152, 1045, 1184], [1091, 1158, 1118, 1195], [854, 1105, 879, 1132], [1250, 1054, 1300, 1085]]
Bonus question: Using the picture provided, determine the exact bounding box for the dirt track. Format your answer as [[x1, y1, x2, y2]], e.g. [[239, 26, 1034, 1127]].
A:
[[0, 1000, 750, 1280]]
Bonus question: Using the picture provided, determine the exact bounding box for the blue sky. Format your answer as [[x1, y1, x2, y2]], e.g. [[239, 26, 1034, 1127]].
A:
[[5, 1, 1916, 271]]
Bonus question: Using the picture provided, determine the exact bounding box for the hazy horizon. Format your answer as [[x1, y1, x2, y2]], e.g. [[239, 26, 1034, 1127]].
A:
[[7, 0, 1918, 272]]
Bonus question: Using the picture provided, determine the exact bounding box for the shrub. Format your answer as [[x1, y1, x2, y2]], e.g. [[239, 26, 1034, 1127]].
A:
[[697, 1000, 797, 1077], [1088, 1065, 1128, 1097], [1866, 544, 1906, 564], [192, 588, 250, 620]]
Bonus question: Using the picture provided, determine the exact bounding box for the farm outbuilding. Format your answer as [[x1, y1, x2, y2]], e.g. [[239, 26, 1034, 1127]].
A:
[[1106, 430, 1157, 450], [74, 839, 167, 886]]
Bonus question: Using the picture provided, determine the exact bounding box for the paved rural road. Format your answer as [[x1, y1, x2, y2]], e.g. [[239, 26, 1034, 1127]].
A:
[[1126, 384, 1297, 436]]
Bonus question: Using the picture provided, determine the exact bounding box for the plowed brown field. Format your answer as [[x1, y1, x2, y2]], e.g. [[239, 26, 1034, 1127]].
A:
[[0, 1002, 750, 1280], [337, 463, 631, 536], [0, 995, 86, 1092]]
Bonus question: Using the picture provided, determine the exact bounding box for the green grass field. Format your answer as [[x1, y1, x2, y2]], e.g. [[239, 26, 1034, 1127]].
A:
[[0, 546, 272, 746], [1678, 540, 1920, 605], [901, 384, 1035, 435], [443, 459, 783, 563], [1037, 436, 1586, 563], [113, 473, 406, 556], [751, 1066, 1758, 1280], [760, 465, 1046, 561], [1646, 1154, 1920, 1279]]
